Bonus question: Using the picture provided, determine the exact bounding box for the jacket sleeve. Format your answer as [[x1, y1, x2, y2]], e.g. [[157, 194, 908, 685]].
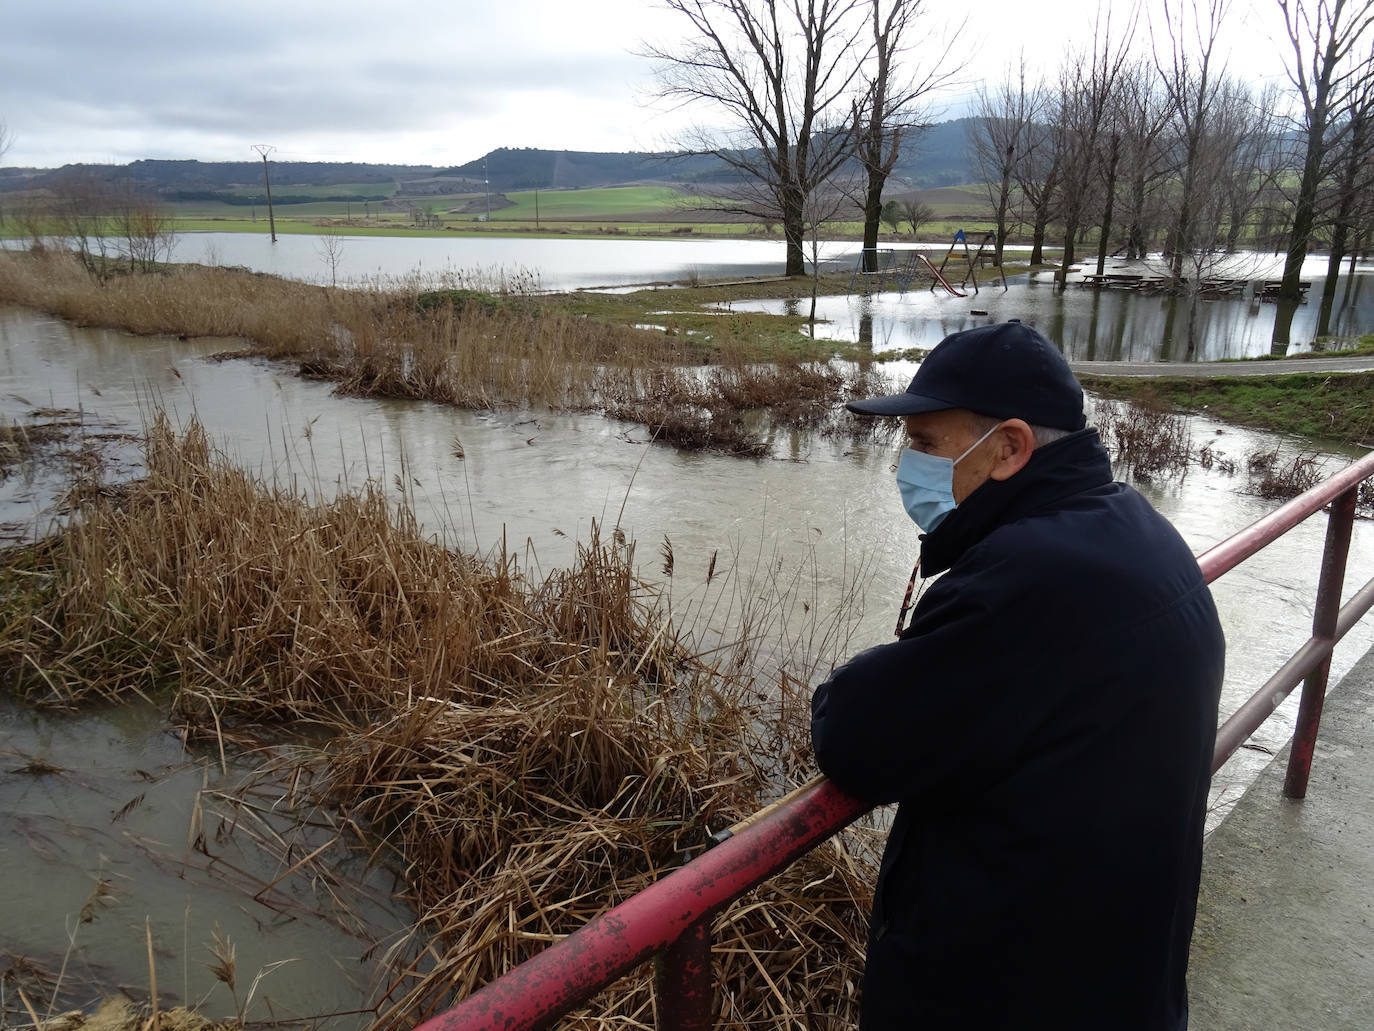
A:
[[810, 551, 1044, 806]]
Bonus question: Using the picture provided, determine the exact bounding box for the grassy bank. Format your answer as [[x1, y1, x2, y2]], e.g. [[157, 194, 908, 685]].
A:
[[0, 418, 875, 1030], [1081, 373, 1374, 448], [0, 250, 895, 455]]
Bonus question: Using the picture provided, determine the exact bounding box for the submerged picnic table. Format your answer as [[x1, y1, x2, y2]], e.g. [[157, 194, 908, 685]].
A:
[[1259, 279, 1312, 299], [1078, 273, 1175, 290]]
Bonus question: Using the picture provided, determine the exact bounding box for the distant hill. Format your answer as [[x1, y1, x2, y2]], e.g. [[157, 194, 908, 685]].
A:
[[0, 120, 983, 198], [0, 159, 435, 195], [436, 148, 735, 190], [890, 118, 980, 188]]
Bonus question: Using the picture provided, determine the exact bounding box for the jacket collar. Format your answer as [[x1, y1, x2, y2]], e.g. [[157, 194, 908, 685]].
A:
[[919, 429, 1114, 576]]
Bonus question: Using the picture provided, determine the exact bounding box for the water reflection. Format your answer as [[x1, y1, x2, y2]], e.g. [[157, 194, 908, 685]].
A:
[[741, 259, 1373, 362]]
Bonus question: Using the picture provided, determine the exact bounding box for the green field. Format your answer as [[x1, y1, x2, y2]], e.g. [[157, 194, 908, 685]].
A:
[[495, 185, 692, 220], [218, 181, 399, 200], [0, 180, 1008, 244]]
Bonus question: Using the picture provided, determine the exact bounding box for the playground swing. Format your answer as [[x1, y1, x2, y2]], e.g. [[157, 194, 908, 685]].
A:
[[934, 229, 1009, 294]]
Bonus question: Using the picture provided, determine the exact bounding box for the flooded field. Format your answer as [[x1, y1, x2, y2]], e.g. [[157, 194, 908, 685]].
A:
[[149, 232, 1373, 362], [4, 295, 1374, 1023]]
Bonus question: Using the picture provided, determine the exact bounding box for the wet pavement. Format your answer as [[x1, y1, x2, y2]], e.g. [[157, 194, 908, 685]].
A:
[[1189, 645, 1374, 1028]]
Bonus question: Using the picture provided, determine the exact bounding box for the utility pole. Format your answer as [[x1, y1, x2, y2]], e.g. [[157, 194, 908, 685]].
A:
[[535, 187, 540, 230], [252, 144, 277, 242], [483, 156, 491, 223]]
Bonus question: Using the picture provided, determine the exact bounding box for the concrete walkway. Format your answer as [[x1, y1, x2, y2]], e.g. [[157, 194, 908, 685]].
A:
[[1072, 355, 1374, 378], [1189, 648, 1374, 1028]]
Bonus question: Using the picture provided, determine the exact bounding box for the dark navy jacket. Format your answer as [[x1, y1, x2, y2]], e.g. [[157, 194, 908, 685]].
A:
[[811, 429, 1224, 1029]]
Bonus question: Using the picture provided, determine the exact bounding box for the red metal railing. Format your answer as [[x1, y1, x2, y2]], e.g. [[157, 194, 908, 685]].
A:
[[413, 450, 1374, 1031]]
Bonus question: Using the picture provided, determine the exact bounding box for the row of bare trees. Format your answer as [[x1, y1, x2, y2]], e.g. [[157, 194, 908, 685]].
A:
[[969, 0, 1374, 302], [645, 0, 1374, 297]]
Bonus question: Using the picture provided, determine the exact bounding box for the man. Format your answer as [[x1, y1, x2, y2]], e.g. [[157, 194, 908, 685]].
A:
[[811, 321, 1225, 1029]]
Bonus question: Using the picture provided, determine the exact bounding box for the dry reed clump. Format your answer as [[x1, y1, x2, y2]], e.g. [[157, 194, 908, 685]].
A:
[[1094, 398, 1195, 480], [0, 418, 874, 1030], [603, 361, 901, 456], [1245, 446, 1323, 500]]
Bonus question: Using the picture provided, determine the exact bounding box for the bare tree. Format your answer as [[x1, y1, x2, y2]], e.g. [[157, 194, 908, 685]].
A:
[[1274, 0, 1374, 301], [49, 170, 118, 278], [900, 197, 933, 235], [316, 230, 346, 287], [1116, 59, 1173, 258], [112, 184, 177, 272], [645, 0, 871, 276], [1050, 6, 1138, 286], [803, 179, 850, 324], [969, 60, 1044, 265], [0, 120, 12, 228], [1090, 89, 1131, 276], [1220, 83, 1284, 251], [1012, 95, 1064, 265], [852, 0, 957, 271], [1316, 52, 1374, 315], [1156, 0, 1232, 281]]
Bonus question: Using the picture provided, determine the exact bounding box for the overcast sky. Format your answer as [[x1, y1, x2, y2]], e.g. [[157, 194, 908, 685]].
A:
[[1, 0, 1290, 170]]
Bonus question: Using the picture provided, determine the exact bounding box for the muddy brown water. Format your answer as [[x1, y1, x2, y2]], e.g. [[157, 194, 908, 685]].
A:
[[3, 301, 1374, 1022]]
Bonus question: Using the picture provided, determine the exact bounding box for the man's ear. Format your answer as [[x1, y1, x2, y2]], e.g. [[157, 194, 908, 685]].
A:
[[987, 419, 1036, 482]]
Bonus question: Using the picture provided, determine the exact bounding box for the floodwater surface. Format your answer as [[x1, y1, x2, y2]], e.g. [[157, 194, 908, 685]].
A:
[[3, 299, 1374, 1018], [161, 232, 1373, 361]]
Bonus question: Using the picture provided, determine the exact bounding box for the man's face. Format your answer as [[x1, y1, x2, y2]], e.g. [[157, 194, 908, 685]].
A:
[[901, 408, 1002, 504]]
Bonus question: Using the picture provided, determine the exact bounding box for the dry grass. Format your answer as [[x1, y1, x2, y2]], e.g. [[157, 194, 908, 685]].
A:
[[0, 251, 882, 455], [1094, 397, 1196, 481], [1245, 446, 1323, 501], [1, 417, 84, 481], [0, 418, 875, 1030]]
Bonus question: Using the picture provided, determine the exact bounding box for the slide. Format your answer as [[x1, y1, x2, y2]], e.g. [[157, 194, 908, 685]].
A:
[[919, 253, 966, 297]]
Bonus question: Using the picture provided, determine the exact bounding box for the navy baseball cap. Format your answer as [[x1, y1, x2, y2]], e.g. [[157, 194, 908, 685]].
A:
[[845, 321, 1086, 431]]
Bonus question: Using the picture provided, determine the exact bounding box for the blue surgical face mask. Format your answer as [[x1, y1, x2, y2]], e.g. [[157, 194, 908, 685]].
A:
[[895, 423, 1001, 533]]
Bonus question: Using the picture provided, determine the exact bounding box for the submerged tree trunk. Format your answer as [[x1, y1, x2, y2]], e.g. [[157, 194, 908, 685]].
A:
[[1095, 133, 1121, 275]]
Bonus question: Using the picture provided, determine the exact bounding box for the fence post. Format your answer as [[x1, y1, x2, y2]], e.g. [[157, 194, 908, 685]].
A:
[[654, 914, 715, 1031], [1283, 485, 1358, 799]]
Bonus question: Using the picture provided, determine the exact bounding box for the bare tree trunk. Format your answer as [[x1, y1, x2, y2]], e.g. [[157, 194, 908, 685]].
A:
[[861, 176, 884, 271], [1095, 132, 1121, 275]]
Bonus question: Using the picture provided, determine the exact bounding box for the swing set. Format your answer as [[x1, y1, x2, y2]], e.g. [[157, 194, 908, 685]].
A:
[[846, 229, 1008, 298]]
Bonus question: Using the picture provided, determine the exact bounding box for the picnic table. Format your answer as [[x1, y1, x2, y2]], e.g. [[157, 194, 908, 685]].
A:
[[1198, 278, 1248, 296], [1078, 273, 1145, 288], [1258, 279, 1312, 298]]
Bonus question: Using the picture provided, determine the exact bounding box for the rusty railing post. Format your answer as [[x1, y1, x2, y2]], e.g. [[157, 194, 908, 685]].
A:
[[1283, 484, 1358, 799], [654, 914, 715, 1031]]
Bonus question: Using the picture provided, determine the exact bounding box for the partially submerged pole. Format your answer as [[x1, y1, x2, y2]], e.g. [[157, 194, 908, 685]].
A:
[[252, 144, 278, 242]]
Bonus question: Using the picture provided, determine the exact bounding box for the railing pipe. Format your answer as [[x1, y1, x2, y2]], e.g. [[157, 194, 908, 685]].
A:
[[1283, 485, 1358, 797], [1196, 450, 1374, 582], [653, 913, 715, 1031], [411, 779, 869, 1031], [1211, 573, 1374, 771]]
